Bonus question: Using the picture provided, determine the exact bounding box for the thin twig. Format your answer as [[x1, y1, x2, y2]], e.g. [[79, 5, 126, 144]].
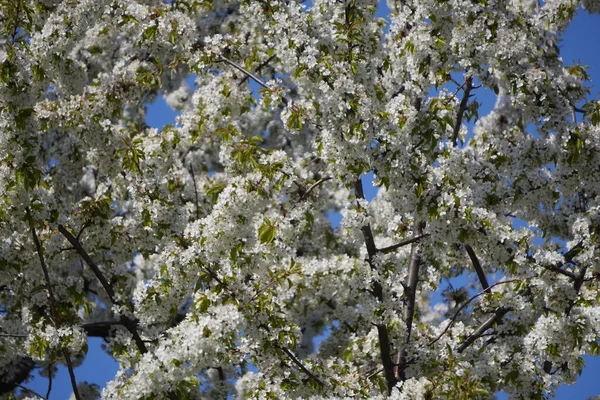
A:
[[76, 222, 90, 241], [378, 234, 429, 254], [239, 54, 276, 86], [428, 278, 529, 347], [464, 244, 490, 293], [298, 177, 332, 202], [218, 56, 269, 89], [278, 346, 325, 387], [17, 384, 47, 400]]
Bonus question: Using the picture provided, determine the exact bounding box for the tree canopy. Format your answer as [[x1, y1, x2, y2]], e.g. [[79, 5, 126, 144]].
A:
[[1, 0, 600, 398]]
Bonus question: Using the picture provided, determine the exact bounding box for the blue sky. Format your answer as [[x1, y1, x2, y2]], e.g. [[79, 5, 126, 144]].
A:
[[22, 4, 600, 399]]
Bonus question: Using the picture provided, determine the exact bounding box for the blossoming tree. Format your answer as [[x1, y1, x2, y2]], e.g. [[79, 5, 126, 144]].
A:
[[2, 0, 600, 398]]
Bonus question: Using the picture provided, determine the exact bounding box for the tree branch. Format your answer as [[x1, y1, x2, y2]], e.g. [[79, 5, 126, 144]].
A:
[[46, 362, 53, 399], [58, 225, 116, 304], [17, 384, 47, 400], [541, 264, 576, 279], [457, 308, 510, 353], [451, 76, 473, 146], [353, 179, 378, 259], [278, 346, 325, 387], [395, 222, 423, 382], [218, 56, 269, 90], [189, 163, 201, 220], [378, 234, 429, 255], [428, 278, 529, 347], [239, 54, 276, 86], [27, 212, 81, 400], [353, 178, 397, 393], [298, 177, 331, 202], [464, 244, 490, 293], [58, 225, 149, 354]]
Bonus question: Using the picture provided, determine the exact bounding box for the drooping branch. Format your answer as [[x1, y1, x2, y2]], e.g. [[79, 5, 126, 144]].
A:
[[464, 244, 490, 293], [353, 178, 397, 394], [27, 213, 81, 400], [395, 222, 423, 382], [451, 75, 473, 146]]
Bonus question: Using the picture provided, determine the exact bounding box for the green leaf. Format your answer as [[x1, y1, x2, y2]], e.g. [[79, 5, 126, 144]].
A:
[[258, 218, 276, 244], [206, 182, 226, 204], [15, 108, 36, 130], [143, 25, 158, 41], [142, 209, 152, 227]]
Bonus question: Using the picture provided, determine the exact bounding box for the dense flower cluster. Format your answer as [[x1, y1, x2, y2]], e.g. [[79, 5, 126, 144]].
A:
[[1, 0, 600, 398]]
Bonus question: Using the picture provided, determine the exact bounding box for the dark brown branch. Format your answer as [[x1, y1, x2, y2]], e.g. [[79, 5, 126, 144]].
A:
[[61, 349, 80, 400], [457, 308, 509, 353], [451, 76, 473, 146], [563, 240, 584, 262], [216, 366, 225, 381], [464, 244, 490, 293], [0, 333, 28, 338], [58, 225, 116, 303], [46, 362, 53, 399], [542, 264, 576, 279], [81, 320, 122, 338], [378, 234, 429, 254], [278, 346, 325, 387], [353, 179, 378, 259], [395, 222, 423, 382], [58, 225, 148, 354], [27, 213, 81, 400], [428, 278, 529, 347], [353, 178, 397, 393], [17, 384, 47, 400], [566, 243, 588, 316], [189, 164, 201, 220]]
